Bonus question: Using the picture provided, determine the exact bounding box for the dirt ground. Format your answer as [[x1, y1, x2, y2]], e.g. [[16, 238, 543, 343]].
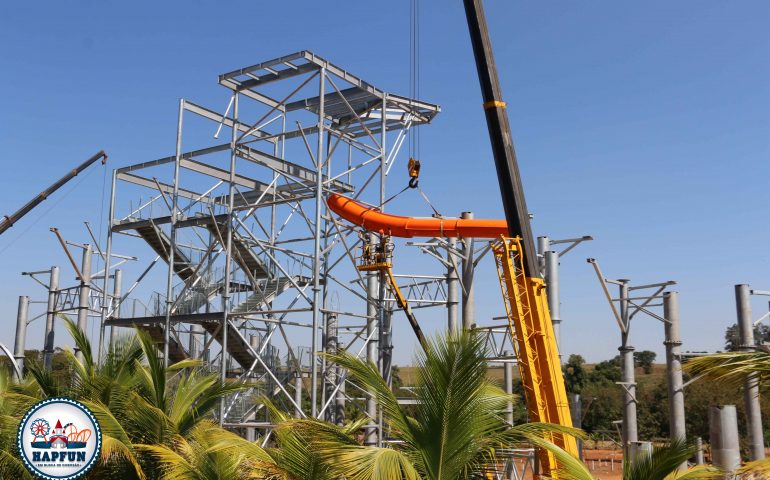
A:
[[583, 449, 623, 480]]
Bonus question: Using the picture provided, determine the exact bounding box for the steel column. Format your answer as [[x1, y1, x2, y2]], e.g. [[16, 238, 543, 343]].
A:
[[736, 284, 765, 461], [310, 68, 326, 418], [220, 93, 239, 424], [447, 237, 459, 334], [325, 313, 338, 424], [75, 244, 92, 362], [164, 98, 184, 368], [14, 295, 29, 378], [43, 266, 59, 370], [108, 269, 122, 349], [461, 212, 475, 330], [365, 233, 379, 446], [504, 350, 514, 425], [98, 168, 117, 362]]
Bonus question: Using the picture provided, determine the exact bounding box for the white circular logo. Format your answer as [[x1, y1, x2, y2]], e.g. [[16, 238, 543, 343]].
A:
[[17, 398, 102, 480]]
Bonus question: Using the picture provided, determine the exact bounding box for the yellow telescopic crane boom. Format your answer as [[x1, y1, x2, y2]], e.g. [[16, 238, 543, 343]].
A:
[[462, 0, 578, 475]]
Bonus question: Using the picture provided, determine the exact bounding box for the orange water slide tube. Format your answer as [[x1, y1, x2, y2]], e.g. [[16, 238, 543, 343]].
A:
[[327, 193, 508, 239]]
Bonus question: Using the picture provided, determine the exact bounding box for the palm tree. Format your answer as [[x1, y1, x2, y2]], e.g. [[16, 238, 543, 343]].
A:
[[289, 331, 585, 480], [1, 317, 251, 479]]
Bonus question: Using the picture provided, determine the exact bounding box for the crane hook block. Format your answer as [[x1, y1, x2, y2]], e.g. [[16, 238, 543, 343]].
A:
[[408, 158, 420, 188]]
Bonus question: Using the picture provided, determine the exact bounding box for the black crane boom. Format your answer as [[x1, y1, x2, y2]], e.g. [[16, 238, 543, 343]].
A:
[[0, 150, 107, 236], [462, 0, 540, 279]]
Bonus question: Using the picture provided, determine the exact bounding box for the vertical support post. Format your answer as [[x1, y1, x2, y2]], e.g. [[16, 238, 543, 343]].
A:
[[165, 98, 184, 368], [75, 245, 92, 362], [189, 324, 202, 359], [627, 441, 652, 468], [98, 169, 117, 362], [325, 313, 338, 424], [310, 69, 326, 418], [447, 237, 459, 334], [537, 236, 550, 274], [663, 292, 686, 441], [736, 284, 765, 460], [695, 437, 704, 465], [570, 394, 584, 460], [503, 350, 514, 426], [14, 295, 29, 378], [618, 279, 637, 447], [709, 405, 741, 476], [220, 93, 239, 425], [544, 250, 561, 353], [381, 307, 393, 387], [336, 368, 346, 426], [44, 266, 59, 370], [365, 233, 379, 446], [461, 212, 475, 330], [294, 372, 303, 418], [108, 269, 122, 349], [246, 334, 259, 442]]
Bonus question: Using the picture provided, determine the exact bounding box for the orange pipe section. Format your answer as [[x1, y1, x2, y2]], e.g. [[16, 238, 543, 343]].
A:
[[327, 193, 508, 238]]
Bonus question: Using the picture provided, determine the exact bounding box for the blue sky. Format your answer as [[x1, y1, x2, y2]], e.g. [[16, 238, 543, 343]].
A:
[[0, 1, 768, 365]]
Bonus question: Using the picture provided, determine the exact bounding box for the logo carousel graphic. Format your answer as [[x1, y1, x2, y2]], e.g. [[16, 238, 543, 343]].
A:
[[17, 398, 102, 480]]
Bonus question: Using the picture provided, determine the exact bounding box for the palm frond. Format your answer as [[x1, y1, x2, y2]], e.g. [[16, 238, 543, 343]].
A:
[[685, 351, 770, 389], [623, 439, 696, 480], [738, 458, 770, 477], [664, 464, 723, 480], [62, 315, 95, 373], [325, 445, 421, 480]]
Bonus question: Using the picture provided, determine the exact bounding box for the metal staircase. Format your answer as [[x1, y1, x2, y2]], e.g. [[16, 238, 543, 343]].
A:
[[232, 276, 309, 314], [135, 224, 197, 280]]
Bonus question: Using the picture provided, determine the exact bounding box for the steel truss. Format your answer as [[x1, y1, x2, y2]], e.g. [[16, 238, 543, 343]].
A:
[[99, 51, 440, 438]]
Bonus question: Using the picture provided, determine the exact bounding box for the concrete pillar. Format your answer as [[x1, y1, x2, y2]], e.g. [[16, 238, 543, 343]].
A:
[[447, 237, 459, 335], [736, 284, 765, 460], [294, 372, 303, 418], [663, 292, 686, 443], [619, 343, 637, 446], [695, 437, 704, 465], [504, 350, 514, 425], [365, 232, 379, 445], [43, 266, 59, 370], [544, 250, 561, 353], [336, 371, 346, 426], [537, 236, 550, 274], [709, 405, 741, 475], [461, 212, 475, 330], [571, 394, 584, 460], [14, 296, 29, 378], [75, 245, 92, 362], [618, 280, 637, 446], [108, 269, 122, 349], [627, 441, 652, 468], [189, 324, 203, 359]]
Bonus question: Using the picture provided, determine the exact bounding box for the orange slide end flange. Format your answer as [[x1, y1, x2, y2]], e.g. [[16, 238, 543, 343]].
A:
[[327, 193, 508, 239]]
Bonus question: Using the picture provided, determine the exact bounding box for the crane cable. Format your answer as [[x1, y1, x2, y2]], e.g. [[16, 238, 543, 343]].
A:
[[0, 162, 105, 256]]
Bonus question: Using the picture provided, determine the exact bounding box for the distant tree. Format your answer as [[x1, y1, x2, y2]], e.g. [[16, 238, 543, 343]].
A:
[[589, 356, 621, 384], [635, 350, 657, 374], [563, 354, 587, 394], [724, 323, 770, 351]]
